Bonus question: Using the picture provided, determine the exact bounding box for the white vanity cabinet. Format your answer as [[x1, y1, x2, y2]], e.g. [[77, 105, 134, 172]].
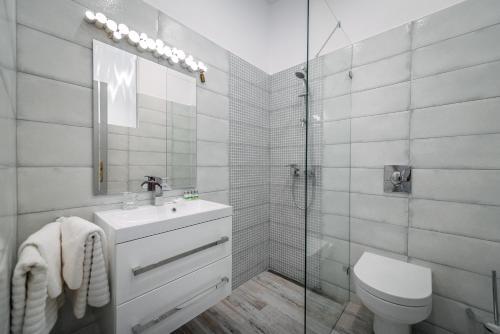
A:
[[94, 200, 233, 334]]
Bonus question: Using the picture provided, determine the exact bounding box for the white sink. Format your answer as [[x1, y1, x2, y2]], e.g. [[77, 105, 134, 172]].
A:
[[95, 199, 232, 243]]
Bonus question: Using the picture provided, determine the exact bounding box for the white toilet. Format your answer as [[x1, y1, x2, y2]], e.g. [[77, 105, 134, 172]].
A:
[[353, 252, 432, 334]]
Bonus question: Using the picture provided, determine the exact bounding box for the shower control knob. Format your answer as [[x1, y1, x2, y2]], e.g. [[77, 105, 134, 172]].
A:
[[390, 171, 402, 185]]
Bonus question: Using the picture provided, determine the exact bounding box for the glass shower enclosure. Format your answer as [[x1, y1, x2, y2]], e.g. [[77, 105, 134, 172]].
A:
[[304, 0, 353, 332]]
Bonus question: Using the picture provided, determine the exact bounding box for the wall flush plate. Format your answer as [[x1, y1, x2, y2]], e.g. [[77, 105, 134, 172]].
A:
[[384, 165, 411, 193]]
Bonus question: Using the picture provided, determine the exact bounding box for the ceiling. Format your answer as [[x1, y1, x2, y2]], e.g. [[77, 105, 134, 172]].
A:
[[145, 0, 466, 74]]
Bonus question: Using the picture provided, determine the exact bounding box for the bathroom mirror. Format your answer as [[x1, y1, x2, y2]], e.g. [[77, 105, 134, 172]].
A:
[[93, 40, 197, 195]]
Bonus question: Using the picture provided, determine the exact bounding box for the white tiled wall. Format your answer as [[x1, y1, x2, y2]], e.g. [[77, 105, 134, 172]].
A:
[[317, 1, 500, 333], [0, 0, 16, 332], [15, 0, 231, 332]]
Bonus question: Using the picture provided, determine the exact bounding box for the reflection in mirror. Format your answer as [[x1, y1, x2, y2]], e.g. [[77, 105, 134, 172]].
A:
[[92, 40, 197, 195], [166, 70, 196, 189]]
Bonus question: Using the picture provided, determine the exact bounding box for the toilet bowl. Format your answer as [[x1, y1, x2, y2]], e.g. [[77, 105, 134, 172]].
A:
[[353, 252, 432, 334]]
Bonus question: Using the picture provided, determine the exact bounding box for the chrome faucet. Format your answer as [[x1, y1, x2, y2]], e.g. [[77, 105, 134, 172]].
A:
[[141, 176, 163, 206]]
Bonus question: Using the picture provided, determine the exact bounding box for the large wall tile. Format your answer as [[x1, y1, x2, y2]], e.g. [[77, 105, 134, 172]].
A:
[[17, 120, 92, 167], [320, 258, 349, 289], [351, 81, 410, 118], [197, 88, 229, 120], [323, 119, 350, 144], [351, 218, 407, 254], [158, 13, 229, 72], [351, 52, 410, 92], [350, 193, 408, 226], [321, 167, 350, 192], [17, 0, 105, 50], [323, 94, 351, 121], [197, 66, 229, 96], [197, 114, 229, 142], [75, 0, 159, 38], [0, 68, 16, 119], [353, 23, 411, 67], [425, 294, 492, 334], [410, 258, 497, 312], [412, 169, 500, 205], [197, 141, 228, 166], [322, 71, 351, 99], [197, 166, 229, 192], [321, 190, 350, 216], [199, 190, 229, 205], [320, 236, 350, 264], [411, 97, 500, 139], [411, 134, 500, 169], [0, 117, 15, 165], [410, 199, 500, 242], [351, 140, 409, 168], [321, 45, 352, 77], [323, 144, 350, 167], [17, 167, 120, 214], [408, 228, 500, 276], [412, 0, 500, 48], [17, 25, 92, 87], [17, 73, 92, 127], [0, 0, 15, 71], [413, 24, 500, 78], [412, 60, 500, 109], [350, 168, 407, 197], [321, 214, 349, 240], [16, 203, 121, 244], [350, 242, 407, 266], [351, 111, 409, 143], [0, 167, 16, 216]]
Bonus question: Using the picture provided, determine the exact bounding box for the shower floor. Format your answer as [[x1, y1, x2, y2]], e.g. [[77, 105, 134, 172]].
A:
[[174, 271, 373, 334]]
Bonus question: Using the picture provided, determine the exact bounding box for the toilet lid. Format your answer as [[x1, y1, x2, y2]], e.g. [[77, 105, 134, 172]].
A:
[[353, 252, 432, 307]]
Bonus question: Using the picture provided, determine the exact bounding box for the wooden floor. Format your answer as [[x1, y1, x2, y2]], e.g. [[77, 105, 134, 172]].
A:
[[174, 271, 373, 334]]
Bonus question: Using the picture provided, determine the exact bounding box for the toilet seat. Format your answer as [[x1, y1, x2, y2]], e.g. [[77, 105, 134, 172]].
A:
[[353, 252, 432, 307]]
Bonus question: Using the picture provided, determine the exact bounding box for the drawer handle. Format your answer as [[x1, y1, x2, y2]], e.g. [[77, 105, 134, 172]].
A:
[[131, 276, 229, 334], [132, 236, 230, 276]]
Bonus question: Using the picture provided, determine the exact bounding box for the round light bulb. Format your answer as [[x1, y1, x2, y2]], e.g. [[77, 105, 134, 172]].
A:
[[139, 33, 148, 41], [154, 46, 164, 58], [118, 23, 129, 36], [198, 61, 207, 72], [162, 46, 172, 59], [155, 39, 164, 49], [84, 10, 96, 23], [105, 19, 117, 33], [146, 38, 156, 51], [95, 12, 107, 28], [127, 30, 140, 45], [169, 55, 179, 64], [137, 39, 148, 52], [112, 31, 122, 42], [189, 62, 199, 72], [176, 49, 186, 61]]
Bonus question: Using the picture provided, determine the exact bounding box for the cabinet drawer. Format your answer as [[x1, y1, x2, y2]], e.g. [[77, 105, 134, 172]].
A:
[[114, 217, 231, 304], [116, 256, 231, 334]]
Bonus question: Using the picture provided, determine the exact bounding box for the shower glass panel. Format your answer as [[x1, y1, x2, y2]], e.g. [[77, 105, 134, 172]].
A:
[[305, 0, 353, 332]]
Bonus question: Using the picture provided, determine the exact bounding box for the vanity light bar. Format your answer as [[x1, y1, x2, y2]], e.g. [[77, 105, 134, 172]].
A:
[[84, 10, 208, 75]]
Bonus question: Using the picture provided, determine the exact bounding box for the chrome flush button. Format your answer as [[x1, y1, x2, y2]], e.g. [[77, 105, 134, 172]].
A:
[[384, 165, 411, 193]]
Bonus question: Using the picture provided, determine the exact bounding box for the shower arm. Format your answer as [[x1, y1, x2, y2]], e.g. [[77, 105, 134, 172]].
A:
[[315, 21, 341, 59]]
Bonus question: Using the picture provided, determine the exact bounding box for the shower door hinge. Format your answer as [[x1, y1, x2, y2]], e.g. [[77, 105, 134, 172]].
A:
[[343, 265, 350, 276], [348, 70, 353, 79]]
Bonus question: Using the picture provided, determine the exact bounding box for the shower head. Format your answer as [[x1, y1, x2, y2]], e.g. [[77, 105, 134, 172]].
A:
[[295, 71, 306, 80], [295, 69, 307, 87]]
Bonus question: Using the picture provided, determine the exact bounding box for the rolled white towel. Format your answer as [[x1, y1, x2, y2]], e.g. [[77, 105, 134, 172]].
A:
[[11, 222, 63, 334], [58, 216, 110, 319]]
